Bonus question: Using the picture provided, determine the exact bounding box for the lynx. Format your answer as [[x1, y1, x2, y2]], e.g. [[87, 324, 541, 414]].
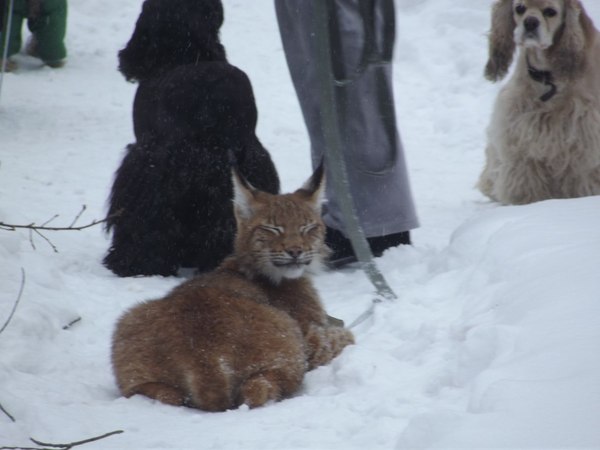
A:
[[111, 166, 354, 411]]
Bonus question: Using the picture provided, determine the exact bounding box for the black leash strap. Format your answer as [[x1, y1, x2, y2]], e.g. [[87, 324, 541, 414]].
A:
[[312, 0, 397, 328], [527, 57, 557, 102]]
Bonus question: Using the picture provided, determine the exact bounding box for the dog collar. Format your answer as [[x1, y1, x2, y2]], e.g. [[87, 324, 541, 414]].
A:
[[527, 57, 557, 102]]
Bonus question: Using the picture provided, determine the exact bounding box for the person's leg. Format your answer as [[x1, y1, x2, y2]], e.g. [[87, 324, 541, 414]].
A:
[[275, 0, 418, 262], [28, 0, 67, 66]]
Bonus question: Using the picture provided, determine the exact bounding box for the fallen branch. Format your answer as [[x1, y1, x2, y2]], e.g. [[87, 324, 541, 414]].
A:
[[0, 429, 124, 450], [0, 206, 121, 252], [0, 206, 114, 232]]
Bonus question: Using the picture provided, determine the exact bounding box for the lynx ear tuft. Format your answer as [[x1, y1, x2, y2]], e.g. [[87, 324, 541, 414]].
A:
[[231, 168, 257, 220], [296, 162, 326, 211]]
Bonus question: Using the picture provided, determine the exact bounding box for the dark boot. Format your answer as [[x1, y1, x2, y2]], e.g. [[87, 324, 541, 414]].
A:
[[325, 227, 411, 268]]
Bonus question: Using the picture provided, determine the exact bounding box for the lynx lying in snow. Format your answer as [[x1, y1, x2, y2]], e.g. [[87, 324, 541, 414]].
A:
[[111, 166, 354, 411]]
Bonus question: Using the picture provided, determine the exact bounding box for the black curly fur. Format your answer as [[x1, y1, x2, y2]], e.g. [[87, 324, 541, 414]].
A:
[[104, 0, 280, 277]]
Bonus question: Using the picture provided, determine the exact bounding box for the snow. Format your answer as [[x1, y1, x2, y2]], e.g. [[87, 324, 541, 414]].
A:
[[1, 0, 600, 448]]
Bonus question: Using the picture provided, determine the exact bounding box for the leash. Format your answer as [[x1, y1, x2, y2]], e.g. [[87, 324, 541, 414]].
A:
[[312, 0, 398, 330], [0, 0, 16, 105]]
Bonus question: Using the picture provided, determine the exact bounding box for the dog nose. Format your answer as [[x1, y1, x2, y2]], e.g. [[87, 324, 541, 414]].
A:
[[524, 16, 540, 32]]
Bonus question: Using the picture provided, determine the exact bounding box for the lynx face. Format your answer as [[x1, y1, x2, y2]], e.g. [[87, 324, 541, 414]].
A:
[[232, 166, 328, 283]]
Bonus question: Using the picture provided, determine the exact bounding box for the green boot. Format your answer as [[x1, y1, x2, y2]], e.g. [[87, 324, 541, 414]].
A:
[[27, 0, 67, 67]]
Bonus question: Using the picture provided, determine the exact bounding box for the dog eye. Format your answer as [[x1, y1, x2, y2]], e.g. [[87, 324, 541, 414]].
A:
[[515, 4, 526, 15], [543, 8, 557, 17]]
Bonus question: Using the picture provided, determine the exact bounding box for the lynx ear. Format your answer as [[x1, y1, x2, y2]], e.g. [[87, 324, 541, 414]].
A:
[[295, 162, 326, 212], [484, 0, 516, 82], [231, 168, 258, 221]]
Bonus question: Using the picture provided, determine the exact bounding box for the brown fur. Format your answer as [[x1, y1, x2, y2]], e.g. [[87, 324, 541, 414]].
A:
[[111, 166, 354, 411]]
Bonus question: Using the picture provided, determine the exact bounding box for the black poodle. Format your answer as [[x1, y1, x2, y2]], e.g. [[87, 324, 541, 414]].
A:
[[104, 0, 280, 277]]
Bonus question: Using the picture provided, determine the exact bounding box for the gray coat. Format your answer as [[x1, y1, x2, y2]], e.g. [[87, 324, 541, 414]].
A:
[[275, 0, 419, 237]]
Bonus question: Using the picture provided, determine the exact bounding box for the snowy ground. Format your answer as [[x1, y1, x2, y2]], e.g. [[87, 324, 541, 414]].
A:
[[1, 0, 600, 448]]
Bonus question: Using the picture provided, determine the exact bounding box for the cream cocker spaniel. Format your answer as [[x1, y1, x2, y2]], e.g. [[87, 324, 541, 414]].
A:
[[478, 0, 600, 204]]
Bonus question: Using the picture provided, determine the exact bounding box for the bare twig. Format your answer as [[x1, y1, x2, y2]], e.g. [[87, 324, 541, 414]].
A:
[[0, 267, 25, 422], [0, 402, 15, 423], [0, 430, 124, 450], [27, 229, 37, 251], [40, 214, 60, 228], [0, 268, 25, 335], [32, 229, 58, 253], [68, 206, 87, 228], [0, 207, 121, 252], [29, 430, 124, 449], [0, 447, 35, 450], [0, 269, 25, 424], [0, 209, 113, 232], [62, 317, 82, 331]]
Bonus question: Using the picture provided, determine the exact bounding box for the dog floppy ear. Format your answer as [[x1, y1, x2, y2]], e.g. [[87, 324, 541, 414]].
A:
[[548, 0, 593, 80], [484, 0, 516, 82]]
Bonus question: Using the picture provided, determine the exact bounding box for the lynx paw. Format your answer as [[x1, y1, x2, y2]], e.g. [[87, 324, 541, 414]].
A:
[[306, 325, 354, 370], [238, 373, 281, 408]]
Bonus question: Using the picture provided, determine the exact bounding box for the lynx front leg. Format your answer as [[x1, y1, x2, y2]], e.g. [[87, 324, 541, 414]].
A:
[[305, 324, 354, 370]]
